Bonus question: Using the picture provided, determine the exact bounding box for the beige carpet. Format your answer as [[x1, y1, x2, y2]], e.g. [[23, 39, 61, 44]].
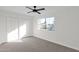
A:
[[0, 36, 78, 52]]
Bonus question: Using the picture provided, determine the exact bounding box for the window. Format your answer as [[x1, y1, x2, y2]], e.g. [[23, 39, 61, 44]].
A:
[[40, 17, 56, 31]]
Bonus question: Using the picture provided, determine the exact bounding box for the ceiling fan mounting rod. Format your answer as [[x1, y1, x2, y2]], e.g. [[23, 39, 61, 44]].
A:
[[34, 6, 36, 8]]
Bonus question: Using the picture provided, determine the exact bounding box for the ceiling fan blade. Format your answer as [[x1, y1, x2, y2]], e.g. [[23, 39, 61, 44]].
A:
[[27, 11, 33, 13], [37, 8, 45, 11], [26, 7, 33, 10], [36, 12, 41, 14]]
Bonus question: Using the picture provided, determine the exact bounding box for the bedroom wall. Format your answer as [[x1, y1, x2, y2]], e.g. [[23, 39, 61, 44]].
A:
[[33, 7, 79, 50], [0, 15, 7, 43], [0, 9, 33, 43]]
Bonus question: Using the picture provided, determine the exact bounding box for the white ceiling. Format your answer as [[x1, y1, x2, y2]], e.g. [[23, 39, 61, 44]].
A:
[[0, 6, 62, 16], [0, 6, 76, 17]]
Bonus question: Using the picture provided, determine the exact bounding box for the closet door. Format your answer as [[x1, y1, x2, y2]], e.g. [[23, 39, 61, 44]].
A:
[[7, 17, 18, 42], [19, 18, 27, 39]]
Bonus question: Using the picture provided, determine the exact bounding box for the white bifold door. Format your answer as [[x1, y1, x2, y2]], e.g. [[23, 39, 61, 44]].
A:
[[7, 17, 27, 42], [19, 19, 27, 39], [7, 17, 18, 42]]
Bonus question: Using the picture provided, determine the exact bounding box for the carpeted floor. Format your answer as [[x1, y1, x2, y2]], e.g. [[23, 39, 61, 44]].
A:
[[0, 36, 78, 52]]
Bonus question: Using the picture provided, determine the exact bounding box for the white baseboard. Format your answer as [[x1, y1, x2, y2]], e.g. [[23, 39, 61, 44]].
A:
[[0, 41, 7, 45]]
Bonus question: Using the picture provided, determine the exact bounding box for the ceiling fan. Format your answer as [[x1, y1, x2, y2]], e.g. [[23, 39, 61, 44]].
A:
[[26, 6, 45, 14]]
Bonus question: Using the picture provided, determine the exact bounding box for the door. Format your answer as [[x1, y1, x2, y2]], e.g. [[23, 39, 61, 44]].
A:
[[7, 17, 18, 42]]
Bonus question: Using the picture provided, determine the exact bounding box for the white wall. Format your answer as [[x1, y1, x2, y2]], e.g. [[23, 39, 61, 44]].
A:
[[0, 15, 7, 43], [0, 9, 33, 43], [33, 6, 79, 50]]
